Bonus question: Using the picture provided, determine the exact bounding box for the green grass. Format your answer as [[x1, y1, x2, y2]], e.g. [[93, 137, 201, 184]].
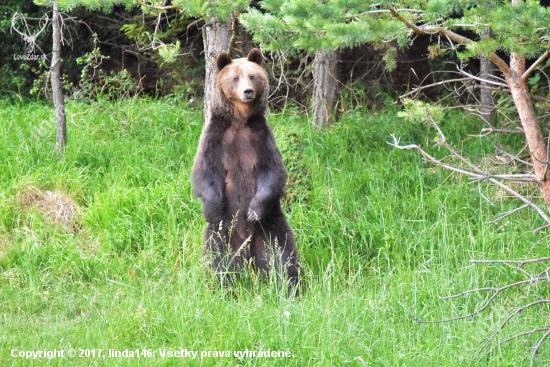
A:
[[1, 98, 549, 366]]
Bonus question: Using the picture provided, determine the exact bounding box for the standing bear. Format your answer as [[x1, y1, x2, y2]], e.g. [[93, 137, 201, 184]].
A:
[[191, 48, 300, 288]]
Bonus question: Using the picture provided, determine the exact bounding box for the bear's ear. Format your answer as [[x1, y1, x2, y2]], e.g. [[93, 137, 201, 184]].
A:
[[247, 48, 263, 66], [217, 52, 232, 71]]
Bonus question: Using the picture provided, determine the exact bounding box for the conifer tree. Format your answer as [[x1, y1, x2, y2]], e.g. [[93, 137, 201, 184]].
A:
[[241, 0, 550, 213]]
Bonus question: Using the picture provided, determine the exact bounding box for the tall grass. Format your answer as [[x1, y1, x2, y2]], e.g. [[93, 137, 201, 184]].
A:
[[0, 98, 548, 366]]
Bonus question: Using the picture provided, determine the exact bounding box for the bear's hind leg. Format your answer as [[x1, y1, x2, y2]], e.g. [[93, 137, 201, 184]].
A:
[[204, 224, 238, 286], [252, 226, 301, 295]]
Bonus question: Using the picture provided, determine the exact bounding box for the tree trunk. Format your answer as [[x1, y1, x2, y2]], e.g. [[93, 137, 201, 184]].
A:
[[51, 1, 66, 155], [508, 54, 550, 209], [506, 0, 550, 211], [202, 17, 232, 125], [312, 49, 340, 128]]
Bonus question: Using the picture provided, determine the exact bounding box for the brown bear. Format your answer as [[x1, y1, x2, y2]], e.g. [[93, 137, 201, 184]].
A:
[[191, 48, 300, 289]]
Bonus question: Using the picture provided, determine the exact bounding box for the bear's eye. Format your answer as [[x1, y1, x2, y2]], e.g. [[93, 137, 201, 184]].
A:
[[233, 77, 239, 82], [249, 75, 255, 81]]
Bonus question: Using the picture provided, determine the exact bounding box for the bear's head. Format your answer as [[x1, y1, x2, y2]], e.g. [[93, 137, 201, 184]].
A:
[[216, 48, 268, 120]]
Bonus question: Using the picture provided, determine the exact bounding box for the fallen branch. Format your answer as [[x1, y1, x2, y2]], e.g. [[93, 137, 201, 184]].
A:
[[388, 112, 550, 226], [415, 253, 550, 366]]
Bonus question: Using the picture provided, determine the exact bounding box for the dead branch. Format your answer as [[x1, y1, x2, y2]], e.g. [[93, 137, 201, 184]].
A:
[[470, 257, 550, 266], [522, 51, 550, 82], [387, 4, 511, 77], [478, 127, 524, 136], [388, 135, 538, 182], [415, 252, 550, 366], [228, 11, 239, 57], [500, 326, 550, 346], [479, 299, 550, 365], [399, 78, 473, 100], [390, 108, 550, 225], [457, 67, 508, 87], [532, 328, 550, 366]]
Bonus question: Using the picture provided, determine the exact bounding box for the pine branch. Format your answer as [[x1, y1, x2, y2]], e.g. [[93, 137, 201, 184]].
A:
[[386, 5, 512, 78]]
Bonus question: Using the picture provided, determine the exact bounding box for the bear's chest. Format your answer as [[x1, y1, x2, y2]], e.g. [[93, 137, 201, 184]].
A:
[[222, 126, 258, 200]]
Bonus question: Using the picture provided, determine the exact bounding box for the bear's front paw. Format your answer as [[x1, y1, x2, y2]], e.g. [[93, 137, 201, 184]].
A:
[[247, 199, 262, 221], [247, 208, 259, 222]]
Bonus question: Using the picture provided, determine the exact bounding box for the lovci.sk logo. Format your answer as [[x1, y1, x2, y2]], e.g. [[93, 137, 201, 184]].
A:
[[12, 12, 48, 61]]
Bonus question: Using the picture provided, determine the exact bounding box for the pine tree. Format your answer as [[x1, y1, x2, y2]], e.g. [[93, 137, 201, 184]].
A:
[[241, 0, 550, 213]]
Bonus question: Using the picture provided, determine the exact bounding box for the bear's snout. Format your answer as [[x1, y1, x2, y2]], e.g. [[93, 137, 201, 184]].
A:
[[243, 89, 254, 100]]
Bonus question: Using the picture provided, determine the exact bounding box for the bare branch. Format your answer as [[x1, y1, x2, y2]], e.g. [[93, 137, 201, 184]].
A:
[[389, 135, 538, 182], [532, 328, 550, 367], [478, 128, 524, 136], [500, 326, 550, 346], [441, 277, 549, 300], [399, 78, 472, 99], [470, 257, 550, 265], [486, 204, 530, 224], [187, 18, 204, 30], [390, 112, 550, 225], [496, 147, 533, 167], [228, 11, 239, 57], [480, 299, 550, 353], [522, 51, 550, 82], [351, 8, 424, 17], [458, 67, 508, 87]]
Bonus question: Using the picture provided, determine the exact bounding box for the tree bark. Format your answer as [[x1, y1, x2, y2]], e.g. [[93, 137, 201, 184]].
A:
[[312, 49, 340, 128], [508, 54, 550, 209], [202, 17, 232, 125], [51, 1, 66, 155], [506, 0, 550, 210]]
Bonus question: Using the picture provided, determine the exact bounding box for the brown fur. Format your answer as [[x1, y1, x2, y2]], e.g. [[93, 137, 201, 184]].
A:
[[191, 49, 300, 290]]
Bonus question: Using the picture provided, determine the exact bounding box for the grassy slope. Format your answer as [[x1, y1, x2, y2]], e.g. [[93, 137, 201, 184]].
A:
[[0, 99, 549, 366]]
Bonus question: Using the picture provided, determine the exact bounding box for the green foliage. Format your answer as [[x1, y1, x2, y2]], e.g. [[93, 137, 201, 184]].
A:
[[0, 1, 52, 99], [121, 20, 182, 65], [382, 46, 397, 72], [73, 34, 141, 100], [157, 40, 181, 65], [29, 60, 74, 98], [241, 1, 408, 53], [36, 0, 250, 20], [242, 0, 550, 63], [34, 0, 136, 12], [398, 98, 445, 124], [121, 14, 205, 97]]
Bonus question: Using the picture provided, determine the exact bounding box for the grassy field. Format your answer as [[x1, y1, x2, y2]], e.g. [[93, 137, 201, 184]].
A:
[[1, 98, 549, 366]]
